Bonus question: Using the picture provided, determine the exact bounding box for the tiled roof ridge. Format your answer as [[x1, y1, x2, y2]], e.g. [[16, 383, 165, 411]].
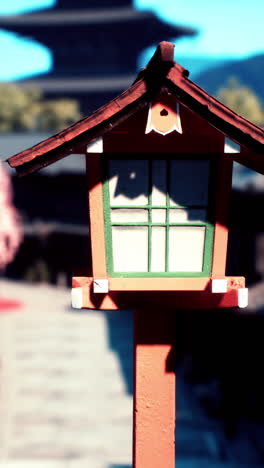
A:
[[7, 41, 264, 175]]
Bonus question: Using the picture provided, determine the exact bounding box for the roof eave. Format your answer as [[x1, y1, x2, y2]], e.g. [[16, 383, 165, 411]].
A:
[[166, 68, 264, 153], [7, 41, 264, 176], [7, 42, 176, 175], [8, 77, 149, 172]]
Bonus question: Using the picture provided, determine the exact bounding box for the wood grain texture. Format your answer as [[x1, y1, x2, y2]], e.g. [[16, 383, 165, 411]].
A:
[[212, 155, 233, 276], [133, 308, 176, 468], [86, 154, 107, 277]]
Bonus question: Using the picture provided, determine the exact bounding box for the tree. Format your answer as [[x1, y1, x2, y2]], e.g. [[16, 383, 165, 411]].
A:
[[216, 77, 264, 127], [0, 83, 82, 132], [37, 99, 81, 132]]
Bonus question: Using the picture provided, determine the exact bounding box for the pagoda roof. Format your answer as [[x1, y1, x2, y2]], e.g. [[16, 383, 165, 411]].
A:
[[0, 8, 195, 30], [53, 0, 134, 9], [7, 42, 264, 176], [18, 75, 135, 93]]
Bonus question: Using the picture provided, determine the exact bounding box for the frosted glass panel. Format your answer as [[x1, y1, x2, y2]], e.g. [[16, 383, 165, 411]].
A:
[[111, 209, 148, 223], [169, 226, 205, 272], [109, 159, 148, 206], [112, 226, 148, 272], [169, 160, 209, 206], [169, 209, 207, 223], [152, 209, 166, 223], [151, 227, 166, 272], [152, 160, 167, 205]]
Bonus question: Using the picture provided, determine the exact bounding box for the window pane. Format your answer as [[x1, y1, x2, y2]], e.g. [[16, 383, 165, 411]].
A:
[[152, 209, 167, 223], [169, 160, 209, 206], [169, 209, 207, 223], [151, 160, 167, 205], [111, 209, 148, 223], [112, 226, 148, 272], [109, 160, 149, 206], [151, 227, 166, 272], [168, 226, 205, 272]]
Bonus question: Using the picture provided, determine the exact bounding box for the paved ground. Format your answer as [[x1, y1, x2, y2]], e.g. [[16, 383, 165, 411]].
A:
[[0, 279, 264, 468], [0, 280, 133, 468]]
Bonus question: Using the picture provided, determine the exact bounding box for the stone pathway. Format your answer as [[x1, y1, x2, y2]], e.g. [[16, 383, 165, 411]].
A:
[[0, 280, 133, 468], [0, 279, 264, 468]]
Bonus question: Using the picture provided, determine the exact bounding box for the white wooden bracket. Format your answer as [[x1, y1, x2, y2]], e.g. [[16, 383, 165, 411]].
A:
[[211, 279, 228, 293], [238, 288, 248, 308], [93, 279, 109, 294], [71, 287, 83, 309]]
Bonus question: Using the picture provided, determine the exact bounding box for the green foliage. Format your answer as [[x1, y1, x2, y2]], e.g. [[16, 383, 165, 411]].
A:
[[216, 77, 264, 127], [0, 83, 82, 132], [37, 99, 81, 132], [24, 258, 51, 283]]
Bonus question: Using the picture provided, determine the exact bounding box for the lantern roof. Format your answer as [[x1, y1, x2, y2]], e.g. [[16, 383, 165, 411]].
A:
[[7, 41, 264, 176]]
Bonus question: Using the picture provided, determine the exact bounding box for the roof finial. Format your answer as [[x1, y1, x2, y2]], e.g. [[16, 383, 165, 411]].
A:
[[157, 41, 175, 63], [148, 42, 175, 67]]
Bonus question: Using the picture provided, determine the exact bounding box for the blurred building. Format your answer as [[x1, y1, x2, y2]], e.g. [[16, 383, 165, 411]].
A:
[[0, 0, 197, 283], [0, 0, 196, 114], [1, 134, 88, 285], [1, 2, 263, 304]]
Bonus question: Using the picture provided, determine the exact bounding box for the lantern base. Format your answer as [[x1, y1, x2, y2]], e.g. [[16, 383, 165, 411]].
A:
[[72, 276, 246, 310]]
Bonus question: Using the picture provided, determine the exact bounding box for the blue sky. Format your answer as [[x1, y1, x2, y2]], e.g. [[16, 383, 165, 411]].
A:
[[0, 0, 263, 80], [136, 0, 264, 58]]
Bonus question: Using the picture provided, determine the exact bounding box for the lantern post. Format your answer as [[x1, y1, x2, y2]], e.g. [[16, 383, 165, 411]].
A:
[[7, 42, 264, 468], [133, 308, 176, 468]]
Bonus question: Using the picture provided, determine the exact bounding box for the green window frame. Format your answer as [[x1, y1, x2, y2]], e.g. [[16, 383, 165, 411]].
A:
[[103, 156, 215, 277]]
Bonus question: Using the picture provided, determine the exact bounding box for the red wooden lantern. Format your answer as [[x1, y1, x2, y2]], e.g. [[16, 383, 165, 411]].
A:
[[7, 42, 264, 468], [8, 42, 264, 311]]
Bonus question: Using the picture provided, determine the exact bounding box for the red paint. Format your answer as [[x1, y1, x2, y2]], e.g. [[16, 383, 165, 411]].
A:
[[0, 298, 23, 312], [72, 276, 245, 310], [235, 147, 264, 175], [212, 155, 233, 276], [133, 309, 176, 468], [7, 43, 263, 173], [86, 154, 107, 277], [167, 66, 263, 152]]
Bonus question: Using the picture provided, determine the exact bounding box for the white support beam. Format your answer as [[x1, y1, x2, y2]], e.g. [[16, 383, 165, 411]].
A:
[[238, 288, 248, 308], [71, 287, 83, 309], [93, 279, 109, 294]]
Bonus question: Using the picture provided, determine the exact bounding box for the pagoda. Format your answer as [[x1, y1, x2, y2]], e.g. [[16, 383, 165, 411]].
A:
[[0, 0, 196, 113]]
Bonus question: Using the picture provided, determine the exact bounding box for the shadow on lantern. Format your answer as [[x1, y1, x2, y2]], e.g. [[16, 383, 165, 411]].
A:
[[93, 156, 217, 280], [105, 305, 264, 465], [100, 165, 264, 465]]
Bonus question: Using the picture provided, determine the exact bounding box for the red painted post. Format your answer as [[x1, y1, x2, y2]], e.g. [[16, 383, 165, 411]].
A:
[[133, 309, 176, 468]]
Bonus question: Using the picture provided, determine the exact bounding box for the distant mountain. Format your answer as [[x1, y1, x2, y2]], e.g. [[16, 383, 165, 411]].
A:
[[194, 54, 264, 102], [176, 56, 230, 77]]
